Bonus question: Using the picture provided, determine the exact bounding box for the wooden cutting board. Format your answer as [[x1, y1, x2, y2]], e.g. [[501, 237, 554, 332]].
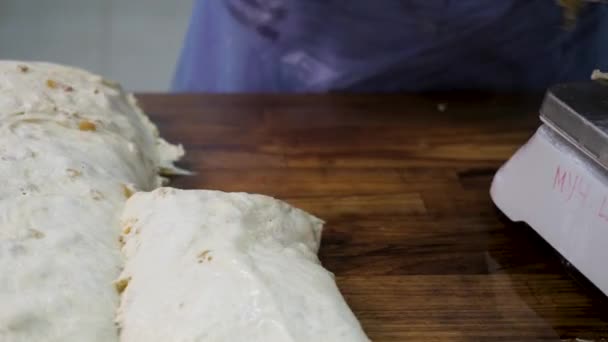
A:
[[139, 93, 608, 341]]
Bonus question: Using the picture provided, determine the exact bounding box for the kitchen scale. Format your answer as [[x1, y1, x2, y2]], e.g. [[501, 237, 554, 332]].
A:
[[491, 76, 608, 297]]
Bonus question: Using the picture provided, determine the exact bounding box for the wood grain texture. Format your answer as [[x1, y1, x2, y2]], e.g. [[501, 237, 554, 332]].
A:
[[138, 93, 608, 342]]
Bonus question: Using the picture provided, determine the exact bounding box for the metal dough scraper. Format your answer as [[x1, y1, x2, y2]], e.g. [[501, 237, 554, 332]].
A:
[[491, 78, 608, 296]]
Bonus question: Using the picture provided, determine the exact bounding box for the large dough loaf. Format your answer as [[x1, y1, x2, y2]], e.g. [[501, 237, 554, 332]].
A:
[[0, 61, 183, 341], [116, 188, 370, 342]]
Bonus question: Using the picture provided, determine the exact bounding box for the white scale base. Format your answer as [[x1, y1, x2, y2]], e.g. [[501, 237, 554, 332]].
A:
[[491, 124, 608, 296]]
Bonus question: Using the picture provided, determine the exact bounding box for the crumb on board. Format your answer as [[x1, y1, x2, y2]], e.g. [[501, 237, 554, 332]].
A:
[[592, 69, 608, 81], [78, 120, 96, 131]]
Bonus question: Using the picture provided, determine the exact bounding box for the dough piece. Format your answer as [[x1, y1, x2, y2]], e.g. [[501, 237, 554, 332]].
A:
[[117, 188, 369, 342], [591, 69, 608, 81], [0, 61, 183, 342]]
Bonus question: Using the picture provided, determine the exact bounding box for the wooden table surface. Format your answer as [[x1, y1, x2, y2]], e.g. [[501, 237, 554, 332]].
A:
[[139, 93, 608, 342]]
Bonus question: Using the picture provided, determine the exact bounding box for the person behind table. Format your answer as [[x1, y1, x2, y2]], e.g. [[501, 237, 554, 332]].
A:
[[172, 0, 608, 93]]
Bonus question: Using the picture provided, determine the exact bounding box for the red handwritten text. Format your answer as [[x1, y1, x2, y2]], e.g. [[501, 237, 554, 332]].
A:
[[553, 165, 591, 205]]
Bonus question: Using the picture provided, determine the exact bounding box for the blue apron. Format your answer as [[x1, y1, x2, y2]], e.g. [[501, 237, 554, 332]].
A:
[[172, 0, 608, 92]]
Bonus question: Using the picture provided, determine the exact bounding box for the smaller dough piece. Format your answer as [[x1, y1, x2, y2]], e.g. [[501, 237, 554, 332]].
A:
[[116, 188, 370, 342], [591, 69, 608, 81]]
